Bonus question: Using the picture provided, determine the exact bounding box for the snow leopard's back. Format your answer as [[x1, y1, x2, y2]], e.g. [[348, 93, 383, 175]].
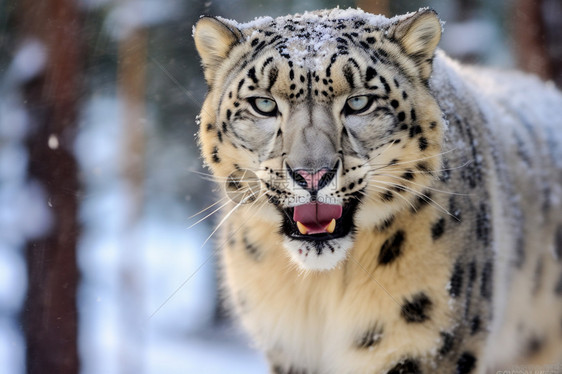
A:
[[432, 53, 562, 369]]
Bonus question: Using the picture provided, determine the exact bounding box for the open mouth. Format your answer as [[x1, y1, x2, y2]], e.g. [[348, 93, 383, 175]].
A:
[[280, 197, 361, 241]]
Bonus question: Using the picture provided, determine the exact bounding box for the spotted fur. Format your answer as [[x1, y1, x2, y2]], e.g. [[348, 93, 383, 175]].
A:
[[194, 8, 562, 373]]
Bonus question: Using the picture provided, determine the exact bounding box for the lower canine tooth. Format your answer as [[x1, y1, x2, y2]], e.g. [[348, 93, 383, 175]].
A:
[[326, 218, 336, 234], [296, 221, 308, 235]]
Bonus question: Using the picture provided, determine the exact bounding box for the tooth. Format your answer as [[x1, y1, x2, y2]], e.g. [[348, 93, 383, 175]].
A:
[[296, 221, 308, 235], [326, 218, 336, 234]]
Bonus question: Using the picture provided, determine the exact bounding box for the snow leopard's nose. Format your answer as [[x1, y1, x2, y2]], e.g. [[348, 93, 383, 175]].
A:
[[287, 161, 338, 191]]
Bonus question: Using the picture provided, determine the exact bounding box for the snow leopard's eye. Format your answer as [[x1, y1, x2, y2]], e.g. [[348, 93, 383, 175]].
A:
[[249, 97, 278, 117], [344, 95, 373, 115]]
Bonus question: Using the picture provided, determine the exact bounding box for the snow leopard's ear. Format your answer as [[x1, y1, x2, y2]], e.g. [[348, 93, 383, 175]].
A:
[[391, 8, 442, 80], [194, 17, 243, 86]]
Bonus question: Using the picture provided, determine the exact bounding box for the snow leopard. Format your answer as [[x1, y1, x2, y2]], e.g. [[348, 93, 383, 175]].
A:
[[193, 8, 562, 374]]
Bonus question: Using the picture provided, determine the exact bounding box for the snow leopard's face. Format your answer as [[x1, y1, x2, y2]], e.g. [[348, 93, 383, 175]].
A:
[[194, 9, 445, 270]]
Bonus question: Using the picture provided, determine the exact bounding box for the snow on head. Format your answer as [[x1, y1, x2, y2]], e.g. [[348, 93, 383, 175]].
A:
[[216, 8, 408, 69]]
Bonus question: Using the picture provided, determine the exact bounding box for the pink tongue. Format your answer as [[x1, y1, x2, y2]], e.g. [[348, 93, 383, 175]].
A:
[[293, 203, 343, 234]]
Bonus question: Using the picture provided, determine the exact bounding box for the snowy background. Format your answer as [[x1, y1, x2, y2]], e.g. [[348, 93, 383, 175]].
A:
[[0, 0, 557, 373]]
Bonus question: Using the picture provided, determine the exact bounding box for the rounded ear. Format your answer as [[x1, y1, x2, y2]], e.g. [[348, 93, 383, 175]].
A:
[[391, 9, 442, 80], [193, 17, 242, 86]]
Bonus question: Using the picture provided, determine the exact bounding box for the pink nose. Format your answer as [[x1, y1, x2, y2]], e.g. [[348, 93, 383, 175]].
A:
[[295, 169, 328, 190]]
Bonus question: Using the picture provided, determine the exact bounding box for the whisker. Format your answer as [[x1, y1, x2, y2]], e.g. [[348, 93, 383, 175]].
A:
[[378, 159, 473, 175], [200, 199, 247, 249], [186, 169, 234, 181], [188, 196, 231, 219], [187, 184, 259, 229], [198, 175, 222, 183], [244, 190, 270, 209], [370, 180, 454, 219], [150, 190, 270, 320], [370, 148, 459, 172], [187, 198, 235, 229], [358, 139, 399, 168], [365, 183, 418, 212], [373, 173, 470, 197], [356, 190, 394, 211]]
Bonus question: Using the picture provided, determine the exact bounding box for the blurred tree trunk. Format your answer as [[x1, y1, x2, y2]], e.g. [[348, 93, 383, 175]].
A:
[[513, 0, 553, 83], [18, 0, 83, 373], [117, 21, 147, 374], [356, 0, 389, 16], [457, 0, 479, 21], [541, 0, 562, 87], [513, 0, 562, 86]]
